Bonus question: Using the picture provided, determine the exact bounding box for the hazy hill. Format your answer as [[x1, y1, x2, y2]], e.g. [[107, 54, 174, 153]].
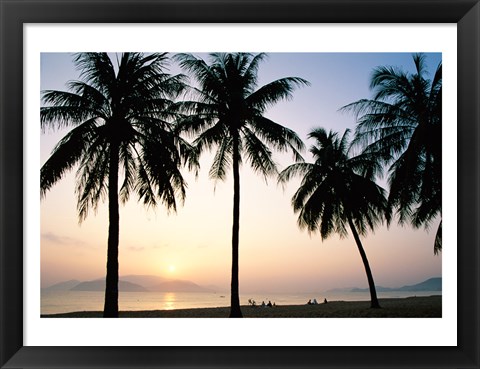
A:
[[120, 275, 167, 288], [205, 284, 225, 293], [45, 275, 213, 293], [71, 279, 148, 292], [149, 279, 214, 292], [397, 277, 441, 291], [346, 277, 442, 293], [44, 279, 80, 291]]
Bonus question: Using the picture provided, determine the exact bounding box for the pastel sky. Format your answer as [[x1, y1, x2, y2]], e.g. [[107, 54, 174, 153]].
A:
[[40, 52, 442, 292]]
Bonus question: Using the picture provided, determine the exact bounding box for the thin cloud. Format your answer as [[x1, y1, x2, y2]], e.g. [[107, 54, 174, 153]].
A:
[[153, 243, 169, 249], [41, 232, 85, 246], [127, 246, 145, 252]]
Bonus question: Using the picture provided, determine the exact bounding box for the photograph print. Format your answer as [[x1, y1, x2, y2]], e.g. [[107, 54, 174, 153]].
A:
[[40, 52, 442, 318]]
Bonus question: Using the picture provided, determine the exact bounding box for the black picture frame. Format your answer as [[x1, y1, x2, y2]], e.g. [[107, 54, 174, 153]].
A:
[[1, 1, 479, 368]]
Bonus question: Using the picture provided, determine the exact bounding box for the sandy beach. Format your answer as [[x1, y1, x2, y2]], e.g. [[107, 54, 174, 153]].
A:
[[41, 295, 441, 318]]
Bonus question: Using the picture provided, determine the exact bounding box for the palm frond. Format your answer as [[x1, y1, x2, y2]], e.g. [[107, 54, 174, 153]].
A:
[[66, 81, 110, 114], [278, 162, 314, 186], [412, 53, 427, 77], [247, 77, 310, 112], [249, 116, 305, 163], [75, 137, 109, 222], [283, 127, 387, 241], [136, 132, 186, 212], [41, 90, 105, 131], [342, 53, 442, 246], [43, 52, 191, 224], [193, 120, 228, 154], [242, 53, 268, 93], [241, 126, 277, 179], [176, 52, 307, 200], [291, 167, 325, 214], [369, 66, 411, 102], [174, 53, 225, 102], [175, 114, 215, 138], [208, 136, 233, 183], [118, 142, 136, 204], [73, 53, 116, 98], [41, 119, 98, 197], [347, 151, 384, 180], [176, 136, 200, 176]]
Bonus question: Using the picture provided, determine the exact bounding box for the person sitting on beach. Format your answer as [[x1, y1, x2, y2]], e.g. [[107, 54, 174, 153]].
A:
[[324, 298, 328, 304], [307, 299, 312, 305], [261, 301, 266, 308], [267, 300, 272, 307], [312, 298, 318, 305]]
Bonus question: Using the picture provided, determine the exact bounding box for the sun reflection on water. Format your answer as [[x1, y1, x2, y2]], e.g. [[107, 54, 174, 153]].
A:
[[163, 292, 176, 310]]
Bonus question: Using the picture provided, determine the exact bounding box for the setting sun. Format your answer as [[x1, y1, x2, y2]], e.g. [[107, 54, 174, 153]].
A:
[[168, 265, 176, 273]]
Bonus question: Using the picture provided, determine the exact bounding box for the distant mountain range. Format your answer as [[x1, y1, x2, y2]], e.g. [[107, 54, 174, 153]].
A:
[[44, 275, 215, 293], [45, 276, 441, 294], [327, 277, 441, 293], [71, 280, 148, 292], [44, 279, 81, 291]]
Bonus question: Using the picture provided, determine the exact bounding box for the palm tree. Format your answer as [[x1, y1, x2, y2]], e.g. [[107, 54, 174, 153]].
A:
[[41, 52, 196, 317], [279, 128, 387, 308], [175, 53, 309, 317], [342, 53, 442, 254]]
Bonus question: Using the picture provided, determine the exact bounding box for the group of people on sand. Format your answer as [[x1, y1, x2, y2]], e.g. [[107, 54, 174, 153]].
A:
[[249, 297, 328, 307], [261, 300, 275, 308], [248, 299, 276, 307], [307, 298, 328, 305]]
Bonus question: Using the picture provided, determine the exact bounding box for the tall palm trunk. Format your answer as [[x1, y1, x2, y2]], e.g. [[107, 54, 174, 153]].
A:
[[229, 132, 243, 318], [104, 142, 120, 317], [347, 216, 380, 308]]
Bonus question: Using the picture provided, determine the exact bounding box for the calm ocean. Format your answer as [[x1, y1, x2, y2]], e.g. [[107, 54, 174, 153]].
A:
[[41, 290, 441, 315]]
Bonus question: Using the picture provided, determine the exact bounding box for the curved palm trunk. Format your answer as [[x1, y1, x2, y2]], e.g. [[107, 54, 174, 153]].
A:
[[104, 142, 120, 317], [434, 221, 442, 255], [229, 133, 243, 318], [347, 216, 381, 308]]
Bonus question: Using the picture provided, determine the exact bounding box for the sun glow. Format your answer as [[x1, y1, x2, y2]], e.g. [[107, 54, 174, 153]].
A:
[[168, 265, 176, 273]]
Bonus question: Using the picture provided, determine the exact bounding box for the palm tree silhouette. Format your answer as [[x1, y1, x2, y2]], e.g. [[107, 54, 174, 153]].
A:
[[342, 54, 442, 254], [41, 53, 196, 317], [279, 128, 387, 308], [175, 53, 309, 317]]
